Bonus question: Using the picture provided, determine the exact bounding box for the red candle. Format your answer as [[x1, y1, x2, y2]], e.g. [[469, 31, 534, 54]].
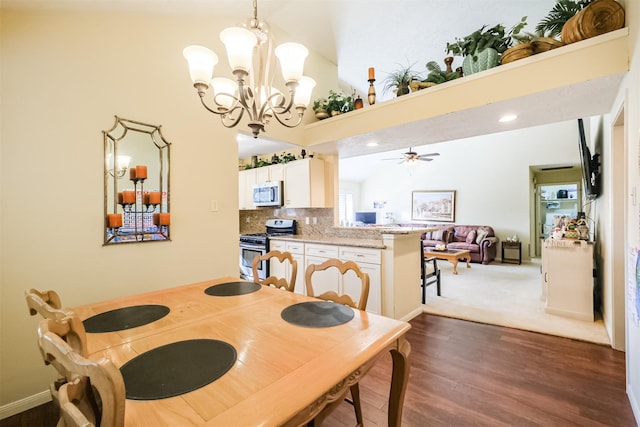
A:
[[107, 213, 122, 228], [122, 190, 135, 204], [135, 165, 147, 180], [117, 192, 124, 204], [368, 67, 375, 80], [149, 192, 161, 205], [129, 168, 137, 180]]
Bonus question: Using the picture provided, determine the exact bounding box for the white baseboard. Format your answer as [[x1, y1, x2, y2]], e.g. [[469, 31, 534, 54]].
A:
[[400, 307, 423, 322], [0, 390, 51, 420], [628, 382, 640, 426]]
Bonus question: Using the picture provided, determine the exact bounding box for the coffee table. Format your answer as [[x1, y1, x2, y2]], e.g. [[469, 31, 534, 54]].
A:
[[423, 248, 471, 274]]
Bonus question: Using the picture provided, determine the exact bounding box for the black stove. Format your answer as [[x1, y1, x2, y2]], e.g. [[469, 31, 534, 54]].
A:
[[239, 219, 297, 281], [239, 219, 297, 245]]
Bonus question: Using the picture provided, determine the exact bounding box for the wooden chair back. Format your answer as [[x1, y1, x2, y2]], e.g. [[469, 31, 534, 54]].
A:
[[39, 318, 125, 427], [25, 288, 73, 320], [305, 258, 370, 311], [252, 250, 298, 292]]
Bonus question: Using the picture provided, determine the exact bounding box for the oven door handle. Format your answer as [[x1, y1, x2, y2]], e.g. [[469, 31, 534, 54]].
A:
[[240, 242, 267, 251]]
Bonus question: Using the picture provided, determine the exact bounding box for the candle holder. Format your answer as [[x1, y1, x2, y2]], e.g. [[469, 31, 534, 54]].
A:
[[367, 79, 376, 105], [108, 170, 168, 243]]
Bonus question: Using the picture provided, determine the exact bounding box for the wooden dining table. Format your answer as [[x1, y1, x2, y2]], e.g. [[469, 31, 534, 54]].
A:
[[73, 277, 412, 426]]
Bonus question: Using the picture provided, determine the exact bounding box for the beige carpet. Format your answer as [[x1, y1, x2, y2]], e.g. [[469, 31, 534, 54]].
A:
[[422, 258, 611, 345]]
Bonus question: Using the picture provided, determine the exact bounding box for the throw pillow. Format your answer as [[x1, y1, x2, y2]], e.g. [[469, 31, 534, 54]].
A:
[[422, 231, 432, 240], [466, 230, 477, 244], [432, 229, 444, 241], [476, 229, 489, 244]]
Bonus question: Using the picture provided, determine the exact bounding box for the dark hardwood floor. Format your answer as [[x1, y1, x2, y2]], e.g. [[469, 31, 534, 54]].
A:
[[2, 314, 635, 427]]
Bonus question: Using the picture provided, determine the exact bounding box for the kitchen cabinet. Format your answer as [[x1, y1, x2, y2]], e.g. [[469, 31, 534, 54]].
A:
[[339, 246, 382, 315], [284, 158, 326, 208], [238, 169, 257, 210], [541, 240, 594, 321], [256, 164, 284, 183], [269, 240, 305, 294], [305, 243, 381, 315]]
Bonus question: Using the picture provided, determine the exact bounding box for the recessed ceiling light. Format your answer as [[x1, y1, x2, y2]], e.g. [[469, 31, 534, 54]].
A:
[[367, 142, 378, 147], [499, 114, 517, 123]]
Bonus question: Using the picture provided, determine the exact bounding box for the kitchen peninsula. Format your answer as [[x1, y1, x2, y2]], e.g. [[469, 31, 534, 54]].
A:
[[270, 226, 431, 321]]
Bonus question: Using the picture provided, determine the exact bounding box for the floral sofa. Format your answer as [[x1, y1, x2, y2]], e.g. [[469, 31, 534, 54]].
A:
[[419, 224, 498, 264]]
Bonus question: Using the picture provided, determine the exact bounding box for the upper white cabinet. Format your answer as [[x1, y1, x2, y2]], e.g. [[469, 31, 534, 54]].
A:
[[284, 158, 326, 208], [256, 164, 284, 183], [238, 169, 257, 210]]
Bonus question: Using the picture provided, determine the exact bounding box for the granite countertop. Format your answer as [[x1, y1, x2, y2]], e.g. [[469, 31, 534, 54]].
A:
[[269, 235, 386, 249]]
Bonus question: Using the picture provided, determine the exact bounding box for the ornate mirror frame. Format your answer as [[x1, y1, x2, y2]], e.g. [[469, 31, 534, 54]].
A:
[[103, 116, 171, 245]]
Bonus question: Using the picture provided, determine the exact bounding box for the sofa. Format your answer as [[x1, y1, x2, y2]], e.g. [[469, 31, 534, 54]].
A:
[[421, 224, 498, 264]]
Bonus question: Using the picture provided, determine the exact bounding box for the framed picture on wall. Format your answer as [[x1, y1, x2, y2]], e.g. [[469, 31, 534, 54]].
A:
[[412, 190, 456, 222]]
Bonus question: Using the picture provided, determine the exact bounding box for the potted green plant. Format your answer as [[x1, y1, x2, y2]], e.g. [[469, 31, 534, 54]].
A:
[[326, 89, 355, 116], [383, 63, 423, 97], [312, 97, 329, 120], [446, 16, 527, 75], [535, 0, 592, 38]]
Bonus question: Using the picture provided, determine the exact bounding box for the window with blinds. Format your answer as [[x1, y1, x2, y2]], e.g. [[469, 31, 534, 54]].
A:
[[338, 193, 354, 225]]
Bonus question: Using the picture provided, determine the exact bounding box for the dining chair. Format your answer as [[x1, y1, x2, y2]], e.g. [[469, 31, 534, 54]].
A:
[[305, 258, 370, 311], [420, 242, 441, 303], [252, 250, 298, 292], [305, 258, 370, 426], [38, 317, 125, 427], [25, 288, 73, 320]]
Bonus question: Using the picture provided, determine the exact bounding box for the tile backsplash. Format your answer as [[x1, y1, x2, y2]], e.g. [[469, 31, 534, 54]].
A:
[[239, 208, 334, 235]]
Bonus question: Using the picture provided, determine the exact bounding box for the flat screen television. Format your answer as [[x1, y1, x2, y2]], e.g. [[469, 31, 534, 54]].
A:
[[577, 118, 601, 200], [355, 212, 377, 224]]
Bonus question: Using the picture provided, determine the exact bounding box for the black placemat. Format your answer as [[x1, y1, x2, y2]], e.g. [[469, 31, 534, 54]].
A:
[[281, 301, 354, 328], [83, 305, 170, 333], [204, 281, 260, 296], [121, 339, 237, 400]]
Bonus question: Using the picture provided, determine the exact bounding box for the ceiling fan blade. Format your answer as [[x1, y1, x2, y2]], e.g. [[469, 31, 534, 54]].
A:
[[417, 157, 433, 161], [418, 152, 440, 157]]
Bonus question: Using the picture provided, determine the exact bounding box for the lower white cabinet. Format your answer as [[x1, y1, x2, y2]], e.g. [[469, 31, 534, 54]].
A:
[[339, 247, 381, 315], [305, 243, 381, 315], [268, 240, 305, 294], [269, 240, 382, 315]]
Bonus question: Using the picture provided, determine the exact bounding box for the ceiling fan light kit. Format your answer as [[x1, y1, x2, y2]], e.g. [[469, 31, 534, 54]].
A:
[[382, 147, 440, 165]]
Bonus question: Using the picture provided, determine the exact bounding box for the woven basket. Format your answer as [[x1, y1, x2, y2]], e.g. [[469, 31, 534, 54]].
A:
[[531, 37, 564, 54], [409, 81, 437, 92], [501, 42, 534, 64], [561, 0, 625, 45]]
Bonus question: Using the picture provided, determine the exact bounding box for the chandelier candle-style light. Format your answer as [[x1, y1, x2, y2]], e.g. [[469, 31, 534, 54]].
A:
[[183, 0, 316, 138]]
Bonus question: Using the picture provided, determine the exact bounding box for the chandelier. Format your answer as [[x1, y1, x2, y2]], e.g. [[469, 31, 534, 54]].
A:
[[183, 0, 316, 138]]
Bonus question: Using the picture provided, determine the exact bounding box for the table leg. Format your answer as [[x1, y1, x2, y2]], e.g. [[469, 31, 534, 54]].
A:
[[388, 337, 411, 427], [451, 259, 459, 274], [466, 256, 471, 269]]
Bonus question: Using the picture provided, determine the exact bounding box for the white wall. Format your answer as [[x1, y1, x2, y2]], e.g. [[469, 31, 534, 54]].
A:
[[0, 7, 334, 409], [344, 121, 580, 260], [624, 0, 640, 421]]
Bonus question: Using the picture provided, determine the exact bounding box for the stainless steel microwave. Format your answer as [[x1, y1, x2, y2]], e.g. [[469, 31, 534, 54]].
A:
[[252, 181, 283, 207]]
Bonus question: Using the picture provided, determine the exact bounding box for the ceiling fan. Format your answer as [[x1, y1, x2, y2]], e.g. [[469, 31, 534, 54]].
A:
[[383, 147, 440, 165]]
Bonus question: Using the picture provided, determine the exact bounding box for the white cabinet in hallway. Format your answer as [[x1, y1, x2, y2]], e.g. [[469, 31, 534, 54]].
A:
[[541, 240, 594, 321]]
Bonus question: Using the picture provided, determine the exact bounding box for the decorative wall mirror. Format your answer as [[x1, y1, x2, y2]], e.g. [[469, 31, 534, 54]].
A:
[[104, 116, 171, 245]]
